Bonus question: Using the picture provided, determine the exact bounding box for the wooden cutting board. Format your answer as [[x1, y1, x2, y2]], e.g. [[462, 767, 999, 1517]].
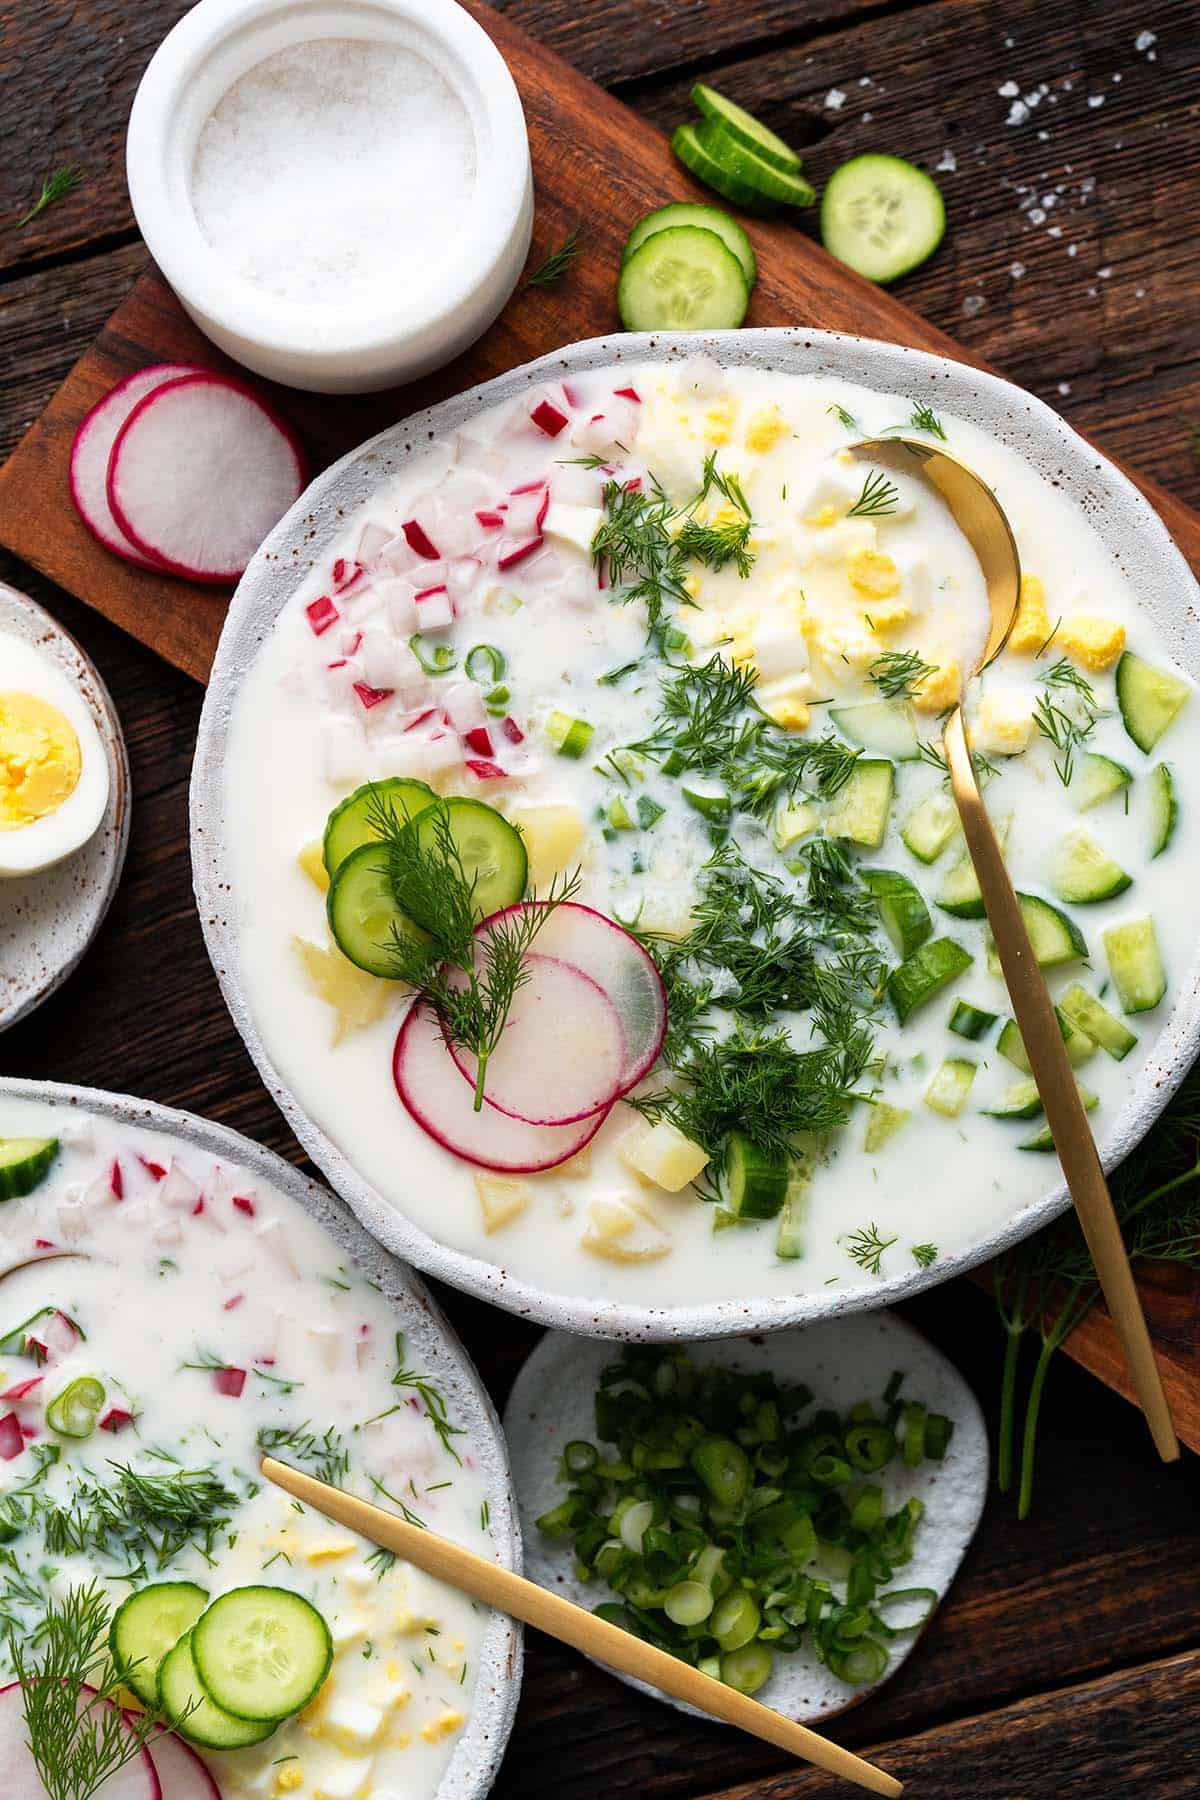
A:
[[1, 0, 1197, 1450]]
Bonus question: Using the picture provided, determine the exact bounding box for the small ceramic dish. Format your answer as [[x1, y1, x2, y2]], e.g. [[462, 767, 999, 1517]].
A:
[[0, 585, 130, 1034]]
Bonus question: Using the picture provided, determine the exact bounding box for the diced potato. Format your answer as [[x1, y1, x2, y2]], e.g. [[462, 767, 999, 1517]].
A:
[[744, 404, 787, 453], [846, 548, 902, 601], [1055, 614, 1127, 673], [297, 839, 330, 892], [619, 1119, 710, 1192], [581, 1194, 671, 1262], [509, 803, 586, 889], [292, 937, 390, 1045], [1007, 574, 1051, 653], [912, 660, 962, 713], [474, 1173, 533, 1233], [556, 1145, 593, 1179]]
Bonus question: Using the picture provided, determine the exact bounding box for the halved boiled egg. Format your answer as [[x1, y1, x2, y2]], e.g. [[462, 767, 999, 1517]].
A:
[[0, 632, 110, 878]]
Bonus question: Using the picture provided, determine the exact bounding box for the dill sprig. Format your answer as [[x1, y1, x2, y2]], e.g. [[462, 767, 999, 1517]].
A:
[[917, 736, 1001, 786], [256, 1424, 349, 1488], [911, 1242, 939, 1269], [847, 469, 900, 518], [389, 1334, 466, 1464], [14, 1583, 176, 1800], [827, 403, 860, 432], [524, 224, 583, 290], [844, 1222, 898, 1276], [18, 166, 85, 228], [882, 403, 948, 441], [869, 649, 938, 701], [1033, 658, 1102, 785], [42, 1463, 240, 1575]]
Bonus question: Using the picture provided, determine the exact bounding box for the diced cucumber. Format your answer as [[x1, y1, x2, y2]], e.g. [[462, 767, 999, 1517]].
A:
[[1102, 916, 1166, 1014], [860, 867, 932, 957], [888, 938, 973, 1024], [983, 1078, 1044, 1121], [327, 843, 429, 979], [411, 798, 528, 916], [863, 1101, 910, 1152], [691, 84, 804, 175], [828, 700, 919, 760], [997, 1010, 1096, 1073], [935, 816, 1009, 919], [192, 1586, 332, 1723], [990, 893, 1088, 971], [724, 1132, 789, 1220], [1115, 651, 1190, 753], [900, 789, 960, 864], [1020, 1086, 1100, 1151], [775, 1180, 807, 1259], [924, 1058, 976, 1118], [158, 1630, 276, 1749], [824, 759, 894, 849], [1058, 982, 1138, 1060], [546, 711, 594, 758], [774, 800, 818, 850], [0, 1136, 59, 1202], [673, 120, 816, 211], [1147, 763, 1177, 859], [682, 779, 732, 823], [622, 201, 757, 284], [111, 1581, 209, 1709], [322, 778, 434, 877], [1072, 752, 1132, 815], [618, 222, 751, 330], [1049, 829, 1132, 904], [948, 1000, 998, 1041], [820, 153, 946, 284]]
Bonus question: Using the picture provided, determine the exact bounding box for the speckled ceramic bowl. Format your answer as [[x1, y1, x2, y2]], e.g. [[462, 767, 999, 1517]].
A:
[[1, 586, 130, 1033], [190, 329, 1200, 1340], [0, 1076, 522, 1799]]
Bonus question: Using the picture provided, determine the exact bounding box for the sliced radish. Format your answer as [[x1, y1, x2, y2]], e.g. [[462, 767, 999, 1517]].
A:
[[0, 1684, 161, 1799], [147, 1729, 222, 1800], [479, 903, 666, 1093], [394, 1003, 610, 1171], [107, 373, 307, 583], [446, 953, 625, 1125], [69, 363, 206, 570]]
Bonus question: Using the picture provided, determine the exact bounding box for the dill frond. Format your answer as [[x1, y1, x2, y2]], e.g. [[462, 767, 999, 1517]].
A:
[[18, 165, 85, 228], [524, 224, 583, 289], [847, 469, 900, 518], [869, 650, 938, 701]]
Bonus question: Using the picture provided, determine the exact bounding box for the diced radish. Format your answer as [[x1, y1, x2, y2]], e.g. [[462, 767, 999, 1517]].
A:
[[99, 1407, 135, 1433], [139, 1155, 167, 1181], [562, 380, 582, 407], [68, 363, 205, 570], [212, 1367, 246, 1398], [159, 1161, 201, 1211], [353, 681, 393, 710], [232, 1195, 255, 1216], [500, 716, 525, 745], [402, 518, 441, 559], [463, 726, 494, 757], [445, 557, 481, 606], [224, 1293, 244, 1311], [33, 1238, 55, 1251], [475, 509, 504, 530], [356, 520, 393, 567], [531, 399, 568, 437], [507, 486, 551, 534], [0, 1415, 23, 1460], [394, 1004, 611, 1172], [0, 1378, 42, 1403], [496, 537, 542, 571], [106, 373, 307, 583], [614, 385, 642, 402], [109, 1160, 124, 1199], [414, 585, 453, 630], [465, 759, 506, 780], [331, 557, 366, 593], [0, 1684, 162, 1800], [38, 1310, 82, 1363], [146, 1730, 222, 1800], [442, 683, 487, 735], [477, 902, 667, 1094]]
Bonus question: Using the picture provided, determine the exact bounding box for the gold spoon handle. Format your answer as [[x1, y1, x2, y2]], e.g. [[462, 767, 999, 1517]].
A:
[[944, 709, 1179, 1463], [261, 1457, 902, 1796]]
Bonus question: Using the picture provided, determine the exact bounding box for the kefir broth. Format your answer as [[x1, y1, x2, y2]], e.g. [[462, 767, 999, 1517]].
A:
[[222, 362, 1200, 1307], [190, 39, 477, 313]]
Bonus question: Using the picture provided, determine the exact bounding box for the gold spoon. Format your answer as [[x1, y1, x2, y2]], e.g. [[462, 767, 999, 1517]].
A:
[[261, 1456, 902, 1796], [851, 436, 1178, 1464]]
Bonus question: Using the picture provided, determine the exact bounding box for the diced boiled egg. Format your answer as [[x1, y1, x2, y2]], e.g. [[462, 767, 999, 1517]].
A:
[[743, 405, 788, 453], [799, 516, 879, 566], [1006, 573, 1051, 653], [297, 839, 330, 892], [749, 603, 811, 684], [911, 660, 962, 713], [846, 547, 902, 601], [0, 632, 110, 878], [971, 689, 1036, 754], [311, 1759, 372, 1800], [421, 1709, 466, 1743], [757, 680, 812, 731], [319, 1692, 387, 1753], [305, 1538, 359, 1564], [794, 460, 863, 525], [1055, 614, 1126, 672]]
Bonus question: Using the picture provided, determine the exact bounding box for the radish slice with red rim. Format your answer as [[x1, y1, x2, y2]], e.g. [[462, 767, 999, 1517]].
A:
[[107, 373, 307, 583], [477, 902, 667, 1093], [0, 1683, 162, 1799], [446, 952, 626, 1125], [146, 1729, 222, 1800], [394, 1003, 611, 1171], [69, 363, 206, 569]]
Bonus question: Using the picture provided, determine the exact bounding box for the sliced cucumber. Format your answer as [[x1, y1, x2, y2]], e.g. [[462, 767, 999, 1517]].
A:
[[1020, 1087, 1100, 1151], [924, 1058, 976, 1118], [0, 1136, 59, 1201], [158, 1630, 276, 1750], [111, 1582, 209, 1708], [1072, 752, 1132, 815], [622, 201, 757, 285], [1115, 651, 1190, 753], [724, 1131, 789, 1220], [860, 867, 932, 958], [682, 778, 732, 823], [412, 798, 528, 918], [1147, 763, 1177, 859], [775, 1179, 807, 1259], [983, 1078, 1044, 1121], [900, 789, 960, 864], [672, 122, 815, 213], [1057, 983, 1138, 1060], [948, 999, 998, 1041], [990, 893, 1088, 971], [997, 1010, 1095, 1073], [691, 84, 803, 175], [820, 153, 946, 284], [327, 843, 428, 979], [888, 938, 972, 1024], [824, 759, 894, 849], [863, 1101, 910, 1152], [618, 223, 750, 331], [1103, 916, 1166, 1014], [935, 816, 1009, 920], [1049, 829, 1132, 905], [829, 700, 919, 760], [322, 778, 434, 877], [192, 1586, 332, 1724]]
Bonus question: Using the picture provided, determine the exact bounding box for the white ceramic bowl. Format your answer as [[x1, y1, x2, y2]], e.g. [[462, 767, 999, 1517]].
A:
[[127, 0, 532, 393], [191, 329, 1200, 1339], [0, 1075, 523, 1799]]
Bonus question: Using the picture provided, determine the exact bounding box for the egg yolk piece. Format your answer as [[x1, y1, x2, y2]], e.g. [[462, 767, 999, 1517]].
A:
[[0, 691, 82, 831]]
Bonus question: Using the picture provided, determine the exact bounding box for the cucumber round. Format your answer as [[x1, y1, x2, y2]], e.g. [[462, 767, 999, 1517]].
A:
[[671, 122, 814, 214], [622, 202, 756, 285], [0, 1136, 58, 1202], [1115, 651, 1190, 753], [860, 867, 932, 958], [323, 777, 435, 877], [412, 797, 528, 918], [327, 842, 430, 979], [690, 83, 803, 174], [1072, 752, 1131, 814], [820, 154, 946, 284], [192, 1586, 332, 1723], [111, 1581, 209, 1708], [158, 1629, 277, 1749], [617, 224, 750, 331], [724, 1131, 789, 1219], [1147, 762, 1177, 858], [1049, 829, 1132, 905]]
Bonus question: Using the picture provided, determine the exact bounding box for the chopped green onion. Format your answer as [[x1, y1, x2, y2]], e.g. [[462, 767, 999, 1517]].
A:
[[720, 1642, 773, 1693], [562, 1440, 598, 1476], [605, 795, 635, 832], [409, 633, 457, 676], [484, 683, 511, 716], [546, 711, 595, 758], [497, 592, 523, 615], [690, 1437, 751, 1509], [45, 1375, 106, 1439], [664, 1580, 714, 1626], [466, 643, 507, 685], [827, 1639, 888, 1685], [636, 796, 667, 831]]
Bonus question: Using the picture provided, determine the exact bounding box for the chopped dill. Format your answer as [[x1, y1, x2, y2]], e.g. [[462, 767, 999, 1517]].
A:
[[827, 403, 860, 432], [18, 165, 85, 228], [869, 650, 938, 701], [256, 1424, 349, 1489], [1033, 659, 1102, 784], [847, 469, 900, 518], [524, 224, 583, 289], [41, 1464, 240, 1575], [844, 1223, 899, 1275], [883, 403, 947, 441], [389, 1334, 466, 1465]]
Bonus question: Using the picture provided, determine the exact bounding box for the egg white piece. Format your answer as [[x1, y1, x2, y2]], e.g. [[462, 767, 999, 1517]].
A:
[[0, 632, 110, 878]]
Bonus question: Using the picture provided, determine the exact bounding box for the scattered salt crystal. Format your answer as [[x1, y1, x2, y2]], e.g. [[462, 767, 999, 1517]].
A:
[[998, 80, 1020, 97], [1028, 207, 1046, 225], [1098, 266, 1113, 278], [936, 149, 958, 173], [859, 76, 872, 86], [962, 294, 986, 317], [1048, 224, 1063, 237], [1067, 243, 1078, 257], [1037, 129, 1050, 141], [1006, 100, 1030, 126], [1009, 261, 1026, 279], [861, 111, 873, 122], [825, 88, 846, 110], [1058, 382, 1071, 395], [1135, 30, 1157, 51], [1087, 94, 1105, 108]]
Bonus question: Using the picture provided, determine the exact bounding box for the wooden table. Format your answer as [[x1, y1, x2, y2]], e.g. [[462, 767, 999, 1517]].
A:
[[3, 2, 1199, 1793]]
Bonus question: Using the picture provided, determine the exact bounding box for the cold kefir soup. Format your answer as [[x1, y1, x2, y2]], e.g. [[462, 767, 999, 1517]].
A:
[[223, 359, 1198, 1307]]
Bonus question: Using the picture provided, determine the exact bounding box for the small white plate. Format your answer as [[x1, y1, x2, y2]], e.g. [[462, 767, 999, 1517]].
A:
[[505, 1312, 987, 1726], [0, 584, 130, 1032]]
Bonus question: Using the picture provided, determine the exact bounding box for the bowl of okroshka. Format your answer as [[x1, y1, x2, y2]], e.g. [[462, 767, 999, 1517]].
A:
[[192, 330, 1200, 1338]]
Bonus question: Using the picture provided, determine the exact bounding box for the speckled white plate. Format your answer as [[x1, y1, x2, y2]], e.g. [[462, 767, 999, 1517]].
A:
[[504, 1313, 986, 1726], [0, 1075, 523, 1800], [0, 585, 130, 1032]]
